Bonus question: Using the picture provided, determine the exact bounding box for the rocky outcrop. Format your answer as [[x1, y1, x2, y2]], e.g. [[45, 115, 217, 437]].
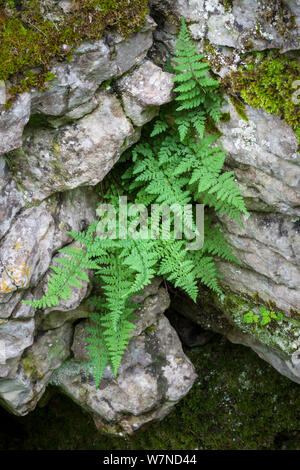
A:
[[117, 60, 174, 126], [149, 0, 300, 386], [52, 280, 196, 436], [0, 0, 300, 434], [0, 93, 31, 155], [171, 286, 300, 386], [8, 91, 139, 202], [0, 8, 192, 430]]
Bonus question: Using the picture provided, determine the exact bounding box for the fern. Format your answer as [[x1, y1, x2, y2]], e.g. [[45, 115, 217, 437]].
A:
[[26, 19, 249, 387]]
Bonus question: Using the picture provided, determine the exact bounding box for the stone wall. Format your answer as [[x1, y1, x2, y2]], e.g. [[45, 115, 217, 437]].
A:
[[151, 0, 300, 387], [0, 0, 299, 433]]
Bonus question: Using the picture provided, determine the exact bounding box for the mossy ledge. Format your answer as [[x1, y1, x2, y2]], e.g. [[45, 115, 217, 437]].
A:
[[229, 51, 300, 142], [0, 0, 149, 98]]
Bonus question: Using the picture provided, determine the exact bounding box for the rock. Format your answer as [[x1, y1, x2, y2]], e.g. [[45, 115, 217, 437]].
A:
[[0, 323, 72, 415], [0, 206, 55, 296], [171, 285, 300, 388], [0, 93, 31, 155], [0, 291, 24, 320], [30, 17, 156, 117], [52, 186, 99, 251], [215, 211, 300, 315], [118, 60, 174, 126], [151, 0, 300, 53], [7, 91, 138, 202], [150, 0, 205, 23], [0, 159, 25, 240], [218, 100, 300, 215], [0, 318, 35, 379], [52, 280, 196, 435], [39, 299, 90, 331]]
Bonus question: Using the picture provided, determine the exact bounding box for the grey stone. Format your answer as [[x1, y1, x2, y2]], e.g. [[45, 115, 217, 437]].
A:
[[0, 159, 25, 240], [0, 318, 35, 378], [218, 101, 300, 215], [53, 186, 99, 251], [8, 91, 138, 202], [30, 17, 156, 117], [0, 323, 72, 415], [0, 206, 55, 297], [118, 60, 174, 126], [52, 282, 196, 435], [0, 93, 31, 155]]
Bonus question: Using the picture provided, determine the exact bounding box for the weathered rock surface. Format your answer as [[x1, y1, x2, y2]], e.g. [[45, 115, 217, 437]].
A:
[[0, 323, 73, 415], [151, 0, 300, 53], [118, 60, 174, 126], [0, 206, 55, 296], [218, 101, 300, 216], [52, 281, 196, 436], [171, 287, 300, 387], [30, 16, 156, 117], [7, 91, 138, 202], [0, 159, 25, 240], [0, 93, 31, 155], [0, 0, 300, 432]]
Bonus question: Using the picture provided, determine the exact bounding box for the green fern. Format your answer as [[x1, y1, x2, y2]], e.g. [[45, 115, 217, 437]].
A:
[[26, 19, 249, 387]]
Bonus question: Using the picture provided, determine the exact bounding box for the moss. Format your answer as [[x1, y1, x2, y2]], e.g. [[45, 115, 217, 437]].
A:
[[220, 0, 233, 12], [2, 337, 300, 449], [0, 0, 148, 97], [229, 95, 248, 122], [230, 51, 300, 142]]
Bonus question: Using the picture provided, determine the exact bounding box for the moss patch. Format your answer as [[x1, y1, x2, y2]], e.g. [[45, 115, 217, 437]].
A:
[[0, 0, 148, 98], [230, 51, 300, 142], [1, 336, 300, 449]]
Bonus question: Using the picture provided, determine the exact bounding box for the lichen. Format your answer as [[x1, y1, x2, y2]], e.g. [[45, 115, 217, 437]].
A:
[[229, 51, 300, 142], [0, 0, 148, 98]]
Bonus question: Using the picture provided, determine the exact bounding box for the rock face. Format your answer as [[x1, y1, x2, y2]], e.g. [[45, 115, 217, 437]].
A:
[[151, 0, 300, 53], [0, 0, 300, 434], [117, 60, 174, 126], [171, 286, 300, 387], [0, 93, 31, 154], [0, 7, 191, 431], [30, 16, 156, 117], [52, 281, 196, 436], [148, 0, 300, 384], [8, 91, 138, 202]]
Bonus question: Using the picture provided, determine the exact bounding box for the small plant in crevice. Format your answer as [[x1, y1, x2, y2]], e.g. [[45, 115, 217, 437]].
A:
[[243, 307, 284, 327], [25, 19, 249, 387]]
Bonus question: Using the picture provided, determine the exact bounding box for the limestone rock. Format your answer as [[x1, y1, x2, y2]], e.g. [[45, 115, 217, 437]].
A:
[[0, 206, 55, 297], [151, 0, 300, 53], [218, 101, 300, 216], [118, 60, 174, 126], [7, 91, 138, 202], [0, 318, 35, 379], [0, 93, 31, 155], [0, 159, 25, 240], [52, 186, 99, 251], [0, 323, 72, 415], [31, 17, 156, 117], [171, 287, 300, 387], [52, 281, 196, 435]]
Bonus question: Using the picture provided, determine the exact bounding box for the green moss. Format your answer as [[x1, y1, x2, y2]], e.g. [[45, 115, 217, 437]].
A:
[[230, 52, 300, 142], [220, 0, 233, 12], [0, 0, 148, 97], [2, 337, 300, 449], [229, 95, 249, 121]]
